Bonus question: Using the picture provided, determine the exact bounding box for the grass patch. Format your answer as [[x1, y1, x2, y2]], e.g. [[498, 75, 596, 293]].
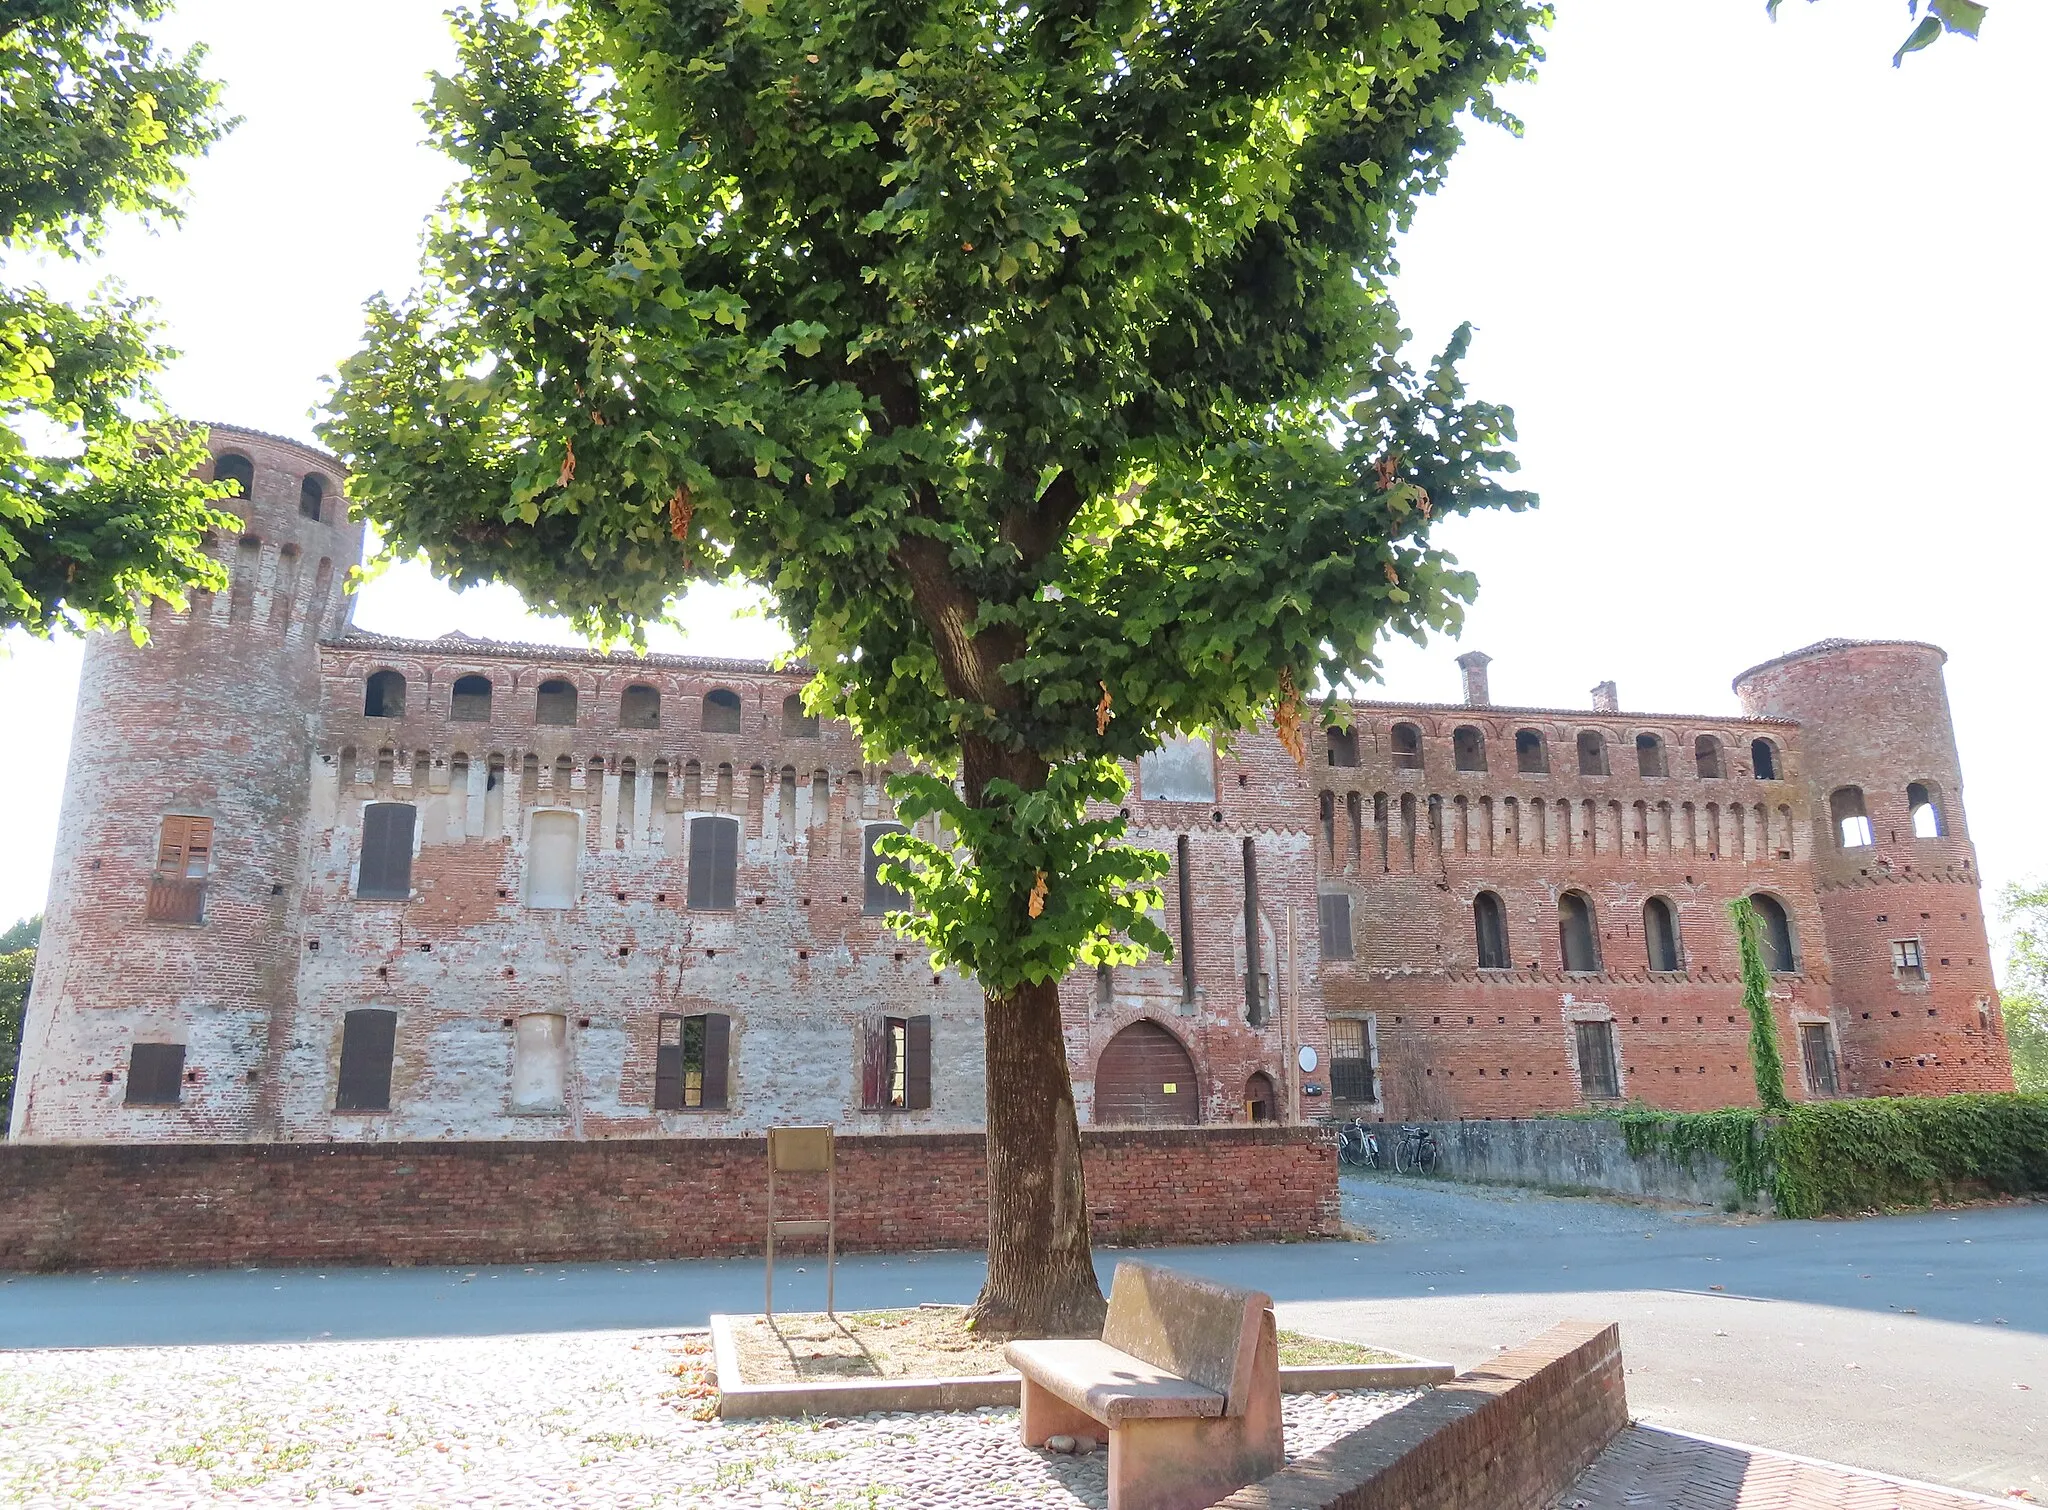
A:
[[1276, 1332, 1408, 1366]]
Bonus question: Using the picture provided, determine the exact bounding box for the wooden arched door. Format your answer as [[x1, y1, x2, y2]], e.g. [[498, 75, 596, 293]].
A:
[[1094, 1020, 1199, 1125]]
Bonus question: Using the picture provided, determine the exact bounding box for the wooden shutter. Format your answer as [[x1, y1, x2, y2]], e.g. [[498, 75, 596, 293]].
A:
[[860, 1017, 888, 1110], [905, 1014, 932, 1110], [357, 804, 416, 900], [337, 1008, 397, 1111], [654, 1014, 683, 1110], [1575, 1020, 1618, 1100], [124, 1042, 185, 1105], [156, 816, 213, 878], [1318, 893, 1352, 960], [863, 824, 908, 915], [700, 1012, 731, 1109], [688, 817, 737, 909]]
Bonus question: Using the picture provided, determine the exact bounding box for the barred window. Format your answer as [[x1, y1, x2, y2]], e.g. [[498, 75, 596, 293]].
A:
[[1329, 1019, 1375, 1105]]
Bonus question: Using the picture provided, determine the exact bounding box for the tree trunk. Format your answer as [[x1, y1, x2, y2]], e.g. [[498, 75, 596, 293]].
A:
[[970, 975, 1106, 1336], [960, 735, 1107, 1338]]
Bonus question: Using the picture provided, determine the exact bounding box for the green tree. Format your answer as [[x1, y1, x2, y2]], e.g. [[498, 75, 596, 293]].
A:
[[324, 0, 1541, 1333], [1999, 882, 2048, 1093], [0, 1, 240, 638], [0, 912, 39, 954], [1729, 896, 1791, 1113], [0, 939, 32, 1136]]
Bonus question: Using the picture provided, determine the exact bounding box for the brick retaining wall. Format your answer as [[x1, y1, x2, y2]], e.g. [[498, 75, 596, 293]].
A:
[[0, 1126, 1337, 1271], [1215, 1319, 1627, 1510]]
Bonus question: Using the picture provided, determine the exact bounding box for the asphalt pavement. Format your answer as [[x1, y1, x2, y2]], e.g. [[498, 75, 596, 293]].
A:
[[2, 1171, 2041, 1496]]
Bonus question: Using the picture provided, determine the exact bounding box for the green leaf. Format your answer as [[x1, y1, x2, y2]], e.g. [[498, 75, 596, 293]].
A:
[[1894, 13, 1944, 65]]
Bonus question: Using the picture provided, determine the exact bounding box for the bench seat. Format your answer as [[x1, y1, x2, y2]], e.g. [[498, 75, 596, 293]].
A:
[[1003, 1339, 1227, 1423]]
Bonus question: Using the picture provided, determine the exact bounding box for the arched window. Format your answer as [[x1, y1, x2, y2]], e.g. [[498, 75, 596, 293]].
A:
[[1390, 722, 1422, 771], [1694, 735, 1723, 779], [1473, 891, 1510, 969], [1516, 729, 1548, 774], [782, 693, 819, 737], [1830, 786, 1873, 849], [1453, 725, 1487, 773], [1644, 896, 1680, 972], [1750, 738, 1779, 781], [1907, 781, 1943, 838], [1751, 893, 1797, 972], [1326, 727, 1359, 767], [363, 669, 406, 719], [1635, 733, 1666, 778], [703, 687, 743, 733], [1576, 730, 1607, 776], [536, 678, 578, 725], [1558, 890, 1601, 972], [620, 683, 661, 729], [298, 475, 325, 521], [450, 674, 492, 722], [213, 452, 253, 498]]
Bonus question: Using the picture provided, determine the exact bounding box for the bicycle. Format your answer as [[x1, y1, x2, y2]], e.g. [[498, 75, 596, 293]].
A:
[[1393, 1124, 1439, 1175], [1336, 1118, 1381, 1171]]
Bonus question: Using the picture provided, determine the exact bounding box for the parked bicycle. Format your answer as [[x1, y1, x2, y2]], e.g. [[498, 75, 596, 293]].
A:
[[1393, 1124, 1439, 1175], [1335, 1117, 1381, 1171]]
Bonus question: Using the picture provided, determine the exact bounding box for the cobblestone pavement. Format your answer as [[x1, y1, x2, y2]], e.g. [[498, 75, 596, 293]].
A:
[[0, 1329, 1417, 1509], [1556, 1425, 2011, 1509]]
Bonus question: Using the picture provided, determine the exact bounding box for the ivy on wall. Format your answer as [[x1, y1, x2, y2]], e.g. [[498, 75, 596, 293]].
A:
[[1611, 1095, 2048, 1219]]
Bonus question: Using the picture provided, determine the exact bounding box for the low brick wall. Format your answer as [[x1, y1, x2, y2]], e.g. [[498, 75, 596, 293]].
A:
[[1414, 1118, 1764, 1211], [1215, 1320, 1627, 1510], [0, 1126, 1338, 1272]]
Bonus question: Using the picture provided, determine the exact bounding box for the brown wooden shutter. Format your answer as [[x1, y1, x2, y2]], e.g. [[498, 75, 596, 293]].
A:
[[700, 1012, 731, 1109], [124, 1042, 185, 1105], [337, 1008, 397, 1111], [860, 1017, 887, 1110], [905, 1014, 932, 1110], [654, 1014, 683, 1110], [357, 804, 416, 900]]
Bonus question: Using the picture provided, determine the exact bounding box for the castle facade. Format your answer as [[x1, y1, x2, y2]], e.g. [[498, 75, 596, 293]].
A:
[[6, 427, 2014, 1142]]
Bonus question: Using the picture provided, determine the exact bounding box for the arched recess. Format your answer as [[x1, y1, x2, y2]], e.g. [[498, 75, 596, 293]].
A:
[[1749, 892, 1798, 973], [1907, 781, 1944, 838], [1093, 1020, 1199, 1126], [1643, 896, 1681, 972], [1244, 1071, 1277, 1123]]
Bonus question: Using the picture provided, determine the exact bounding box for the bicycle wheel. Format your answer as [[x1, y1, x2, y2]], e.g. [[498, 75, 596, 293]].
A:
[[1418, 1139, 1438, 1175], [1394, 1138, 1413, 1174]]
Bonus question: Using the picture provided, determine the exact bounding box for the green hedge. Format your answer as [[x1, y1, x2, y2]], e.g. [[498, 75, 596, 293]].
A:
[[1609, 1094, 2048, 1218]]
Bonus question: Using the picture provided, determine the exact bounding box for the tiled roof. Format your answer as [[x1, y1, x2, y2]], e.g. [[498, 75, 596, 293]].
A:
[[202, 421, 345, 469], [324, 629, 797, 678]]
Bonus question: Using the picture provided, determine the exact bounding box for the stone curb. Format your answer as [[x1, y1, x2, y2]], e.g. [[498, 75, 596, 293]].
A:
[[709, 1314, 1453, 1419]]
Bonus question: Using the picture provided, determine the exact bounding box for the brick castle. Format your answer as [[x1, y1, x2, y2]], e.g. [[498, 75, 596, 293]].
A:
[[5, 426, 2014, 1142]]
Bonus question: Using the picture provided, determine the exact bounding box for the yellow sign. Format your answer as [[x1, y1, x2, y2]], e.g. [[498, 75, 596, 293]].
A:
[[1162, 1082, 1177, 1094]]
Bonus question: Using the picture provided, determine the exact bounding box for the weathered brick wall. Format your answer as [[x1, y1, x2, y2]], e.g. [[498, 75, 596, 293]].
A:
[[1215, 1319, 1627, 1510], [0, 1126, 1338, 1271], [5, 415, 2009, 1149], [1736, 641, 2012, 1098], [9, 426, 362, 1142]]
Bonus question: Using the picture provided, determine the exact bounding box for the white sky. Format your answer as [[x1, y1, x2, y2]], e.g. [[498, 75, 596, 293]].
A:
[[0, 0, 2042, 958]]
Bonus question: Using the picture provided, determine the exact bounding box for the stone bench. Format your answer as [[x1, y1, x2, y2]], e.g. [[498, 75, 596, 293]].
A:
[[1004, 1262, 1282, 1510]]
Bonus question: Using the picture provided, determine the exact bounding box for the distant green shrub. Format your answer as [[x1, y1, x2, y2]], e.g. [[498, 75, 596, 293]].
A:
[[1608, 1094, 2048, 1218]]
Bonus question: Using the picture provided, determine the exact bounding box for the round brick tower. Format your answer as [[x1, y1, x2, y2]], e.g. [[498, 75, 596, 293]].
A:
[[9, 426, 362, 1140], [1733, 639, 2012, 1097]]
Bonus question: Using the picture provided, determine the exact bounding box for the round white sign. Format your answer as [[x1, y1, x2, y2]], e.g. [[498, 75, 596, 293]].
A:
[[1297, 1045, 1318, 1073]]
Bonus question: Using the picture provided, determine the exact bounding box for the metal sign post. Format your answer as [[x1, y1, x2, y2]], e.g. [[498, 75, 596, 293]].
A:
[[765, 1125, 836, 1320]]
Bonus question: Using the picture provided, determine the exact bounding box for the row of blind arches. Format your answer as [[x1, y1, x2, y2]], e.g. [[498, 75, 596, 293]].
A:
[[1469, 888, 1797, 974], [1331, 724, 1781, 782], [363, 670, 819, 735], [211, 452, 334, 524]]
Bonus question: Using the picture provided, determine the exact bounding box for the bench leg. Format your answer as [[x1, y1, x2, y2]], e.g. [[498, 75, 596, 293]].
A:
[[1105, 1313, 1283, 1510], [1018, 1376, 1104, 1448]]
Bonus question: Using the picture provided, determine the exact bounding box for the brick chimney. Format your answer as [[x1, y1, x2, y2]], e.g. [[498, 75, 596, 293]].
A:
[[1456, 651, 1492, 707], [1591, 680, 1619, 712]]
